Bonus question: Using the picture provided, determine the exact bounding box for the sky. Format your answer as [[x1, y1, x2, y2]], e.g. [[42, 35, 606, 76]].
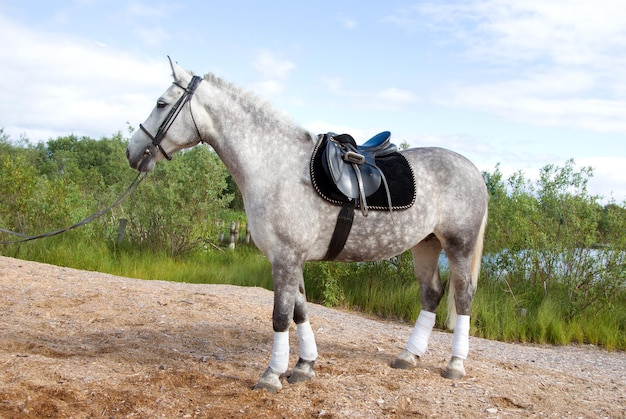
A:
[[1, 0, 625, 203]]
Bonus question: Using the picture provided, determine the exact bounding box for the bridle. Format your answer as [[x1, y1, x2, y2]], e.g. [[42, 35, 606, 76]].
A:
[[139, 75, 203, 161]]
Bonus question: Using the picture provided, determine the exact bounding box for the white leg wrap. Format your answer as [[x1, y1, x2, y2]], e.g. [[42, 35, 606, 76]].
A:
[[269, 331, 290, 373], [451, 315, 470, 359], [297, 321, 318, 361], [406, 310, 436, 356]]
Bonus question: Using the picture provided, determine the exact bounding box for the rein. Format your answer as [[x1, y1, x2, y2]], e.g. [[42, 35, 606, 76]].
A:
[[139, 75, 204, 160], [0, 172, 147, 245]]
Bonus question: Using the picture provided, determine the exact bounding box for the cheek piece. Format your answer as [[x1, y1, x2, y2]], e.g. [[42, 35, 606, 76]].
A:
[[139, 75, 204, 162]]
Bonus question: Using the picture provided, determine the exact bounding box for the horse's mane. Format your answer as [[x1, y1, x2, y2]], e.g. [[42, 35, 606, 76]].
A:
[[202, 73, 266, 110], [202, 73, 310, 142]]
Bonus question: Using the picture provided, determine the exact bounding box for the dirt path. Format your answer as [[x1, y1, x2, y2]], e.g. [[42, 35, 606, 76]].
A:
[[0, 256, 624, 418]]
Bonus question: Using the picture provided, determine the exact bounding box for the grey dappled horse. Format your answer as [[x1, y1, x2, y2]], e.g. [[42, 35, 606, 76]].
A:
[[126, 58, 488, 393]]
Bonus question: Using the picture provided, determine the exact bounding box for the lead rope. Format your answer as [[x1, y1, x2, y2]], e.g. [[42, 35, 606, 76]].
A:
[[0, 172, 148, 245]]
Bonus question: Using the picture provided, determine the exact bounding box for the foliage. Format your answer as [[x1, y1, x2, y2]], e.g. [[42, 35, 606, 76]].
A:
[[1, 127, 624, 349], [0, 130, 232, 252], [482, 160, 625, 323], [122, 146, 232, 255], [0, 147, 85, 234]]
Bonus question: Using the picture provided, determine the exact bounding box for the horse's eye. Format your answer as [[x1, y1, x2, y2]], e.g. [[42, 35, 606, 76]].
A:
[[157, 100, 167, 109]]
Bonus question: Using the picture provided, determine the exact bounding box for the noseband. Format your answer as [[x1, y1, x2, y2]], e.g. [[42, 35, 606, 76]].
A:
[[139, 75, 203, 161]]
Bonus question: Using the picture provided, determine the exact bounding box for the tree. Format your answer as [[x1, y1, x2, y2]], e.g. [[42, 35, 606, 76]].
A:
[[482, 160, 625, 318], [123, 145, 233, 255]]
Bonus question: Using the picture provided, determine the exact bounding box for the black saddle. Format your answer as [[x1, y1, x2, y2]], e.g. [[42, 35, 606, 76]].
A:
[[311, 132, 416, 216], [323, 132, 395, 215]]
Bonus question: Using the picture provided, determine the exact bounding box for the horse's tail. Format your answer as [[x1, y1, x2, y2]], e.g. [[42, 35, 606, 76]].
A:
[[446, 209, 487, 330]]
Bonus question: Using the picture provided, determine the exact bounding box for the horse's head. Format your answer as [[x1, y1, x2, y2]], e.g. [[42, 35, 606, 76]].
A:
[[126, 57, 206, 172]]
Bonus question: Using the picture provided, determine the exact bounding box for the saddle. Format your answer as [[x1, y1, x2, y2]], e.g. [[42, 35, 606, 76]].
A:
[[310, 131, 416, 260], [322, 131, 397, 216]]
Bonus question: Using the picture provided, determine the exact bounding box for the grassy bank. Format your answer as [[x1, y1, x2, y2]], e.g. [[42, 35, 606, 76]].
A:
[[2, 234, 624, 350], [3, 233, 273, 289]]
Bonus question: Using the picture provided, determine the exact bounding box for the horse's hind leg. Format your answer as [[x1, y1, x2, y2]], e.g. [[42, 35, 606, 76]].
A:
[[441, 212, 486, 379], [392, 234, 444, 369], [441, 250, 474, 380]]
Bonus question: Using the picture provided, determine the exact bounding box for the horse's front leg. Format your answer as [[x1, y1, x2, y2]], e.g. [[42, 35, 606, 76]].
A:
[[254, 259, 318, 393]]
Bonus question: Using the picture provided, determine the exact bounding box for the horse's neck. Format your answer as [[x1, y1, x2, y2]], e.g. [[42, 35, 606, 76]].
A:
[[202, 87, 314, 196]]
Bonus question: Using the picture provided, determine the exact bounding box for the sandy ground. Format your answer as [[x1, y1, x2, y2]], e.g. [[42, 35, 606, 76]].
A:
[[0, 255, 624, 418]]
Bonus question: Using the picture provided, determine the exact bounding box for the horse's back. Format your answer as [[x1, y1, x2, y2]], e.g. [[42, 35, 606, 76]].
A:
[[403, 146, 481, 179], [403, 146, 488, 234], [402, 146, 485, 197]]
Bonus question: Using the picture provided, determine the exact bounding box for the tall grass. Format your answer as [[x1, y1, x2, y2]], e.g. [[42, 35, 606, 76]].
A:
[[2, 237, 624, 350], [304, 260, 424, 321], [3, 234, 273, 289]]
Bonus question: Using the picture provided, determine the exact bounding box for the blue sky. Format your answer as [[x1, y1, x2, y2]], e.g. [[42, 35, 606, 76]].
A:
[[1, 0, 625, 202]]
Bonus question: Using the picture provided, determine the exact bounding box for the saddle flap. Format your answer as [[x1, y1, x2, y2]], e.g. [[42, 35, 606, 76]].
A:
[[322, 139, 382, 199], [323, 139, 345, 184]]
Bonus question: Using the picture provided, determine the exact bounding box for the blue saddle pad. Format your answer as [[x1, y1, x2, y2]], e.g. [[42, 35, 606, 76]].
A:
[[310, 135, 416, 211]]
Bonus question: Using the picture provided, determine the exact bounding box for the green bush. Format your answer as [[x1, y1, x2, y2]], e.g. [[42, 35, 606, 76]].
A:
[[0, 131, 233, 253], [1, 128, 624, 349]]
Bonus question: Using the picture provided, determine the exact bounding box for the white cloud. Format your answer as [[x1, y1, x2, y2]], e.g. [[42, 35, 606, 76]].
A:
[[338, 16, 357, 30], [253, 49, 295, 80], [444, 78, 626, 133], [376, 88, 417, 106], [386, 0, 626, 134], [321, 76, 344, 94], [133, 26, 170, 47], [579, 157, 626, 203], [249, 80, 285, 98], [0, 14, 169, 141], [125, 2, 169, 19], [320, 77, 417, 111], [120, 3, 177, 48], [249, 49, 295, 99], [405, 0, 626, 66]]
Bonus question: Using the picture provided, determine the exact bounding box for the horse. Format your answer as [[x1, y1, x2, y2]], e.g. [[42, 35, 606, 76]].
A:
[[126, 58, 488, 393]]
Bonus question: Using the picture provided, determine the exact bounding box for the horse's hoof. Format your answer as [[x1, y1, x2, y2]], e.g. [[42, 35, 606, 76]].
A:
[[254, 367, 282, 393], [288, 359, 315, 384], [391, 349, 418, 370], [442, 356, 466, 380]]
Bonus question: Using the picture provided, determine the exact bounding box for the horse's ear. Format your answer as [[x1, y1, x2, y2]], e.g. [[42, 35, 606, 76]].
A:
[[167, 56, 183, 83]]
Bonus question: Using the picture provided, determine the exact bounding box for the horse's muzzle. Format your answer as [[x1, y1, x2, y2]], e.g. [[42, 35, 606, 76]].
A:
[[127, 144, 157, 172]]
